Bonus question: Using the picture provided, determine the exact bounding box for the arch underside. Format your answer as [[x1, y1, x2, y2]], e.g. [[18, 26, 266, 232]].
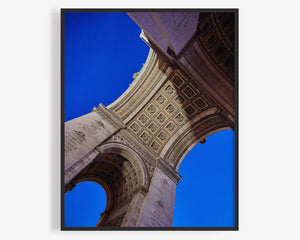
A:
[[102, 12, 235, 171], [163, 114, 231, 171], [66, 142, 150, 226], [107, 63, 233, 171]]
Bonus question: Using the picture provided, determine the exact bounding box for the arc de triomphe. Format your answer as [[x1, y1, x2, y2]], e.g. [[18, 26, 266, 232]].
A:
[[64, 11, 237, 227]]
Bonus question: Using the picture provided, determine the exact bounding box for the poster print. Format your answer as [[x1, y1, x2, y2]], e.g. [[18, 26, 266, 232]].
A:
[[62, 9, 238, 230]]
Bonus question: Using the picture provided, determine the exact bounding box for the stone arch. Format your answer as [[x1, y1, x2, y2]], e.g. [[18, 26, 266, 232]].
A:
[[65, 141, 150, 227], [160, 108, 231, 171], [107, 48, 173, 124], [97, 141, 150, 190], [173, 126, 231, 172]]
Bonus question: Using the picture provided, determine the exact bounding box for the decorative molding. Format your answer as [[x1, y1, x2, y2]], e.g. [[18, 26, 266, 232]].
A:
[[156, 158, 182, 184], [93, 103, 125, 129], [107, 49, 173, 124], [104, 129, 157, 174]]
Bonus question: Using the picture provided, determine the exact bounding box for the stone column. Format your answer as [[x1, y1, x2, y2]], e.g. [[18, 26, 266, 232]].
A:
[[64, 104, 125, 185], [134, 164, 181, 227], [120, 189, 148, 227]]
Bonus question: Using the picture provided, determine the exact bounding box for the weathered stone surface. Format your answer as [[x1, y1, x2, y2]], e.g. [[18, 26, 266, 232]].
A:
[[128, 12, 199, 55], [136, 168, 177, 227], [64, 104, 124, 184], [129, 12, 236, 125], [65, 111, 114, 169]]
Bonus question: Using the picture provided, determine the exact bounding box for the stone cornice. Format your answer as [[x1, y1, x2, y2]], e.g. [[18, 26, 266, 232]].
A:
[[107, 49, 173, 124], [93, 103, 126, 129], [156, 157, 182, 184]]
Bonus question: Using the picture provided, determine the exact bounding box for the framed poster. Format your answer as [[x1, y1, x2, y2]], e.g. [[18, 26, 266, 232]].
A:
[[61, 9, 238, 230]]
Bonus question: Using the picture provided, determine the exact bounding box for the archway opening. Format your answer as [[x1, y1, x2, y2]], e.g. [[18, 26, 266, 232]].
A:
[[173, 129, 235, 227], [64, 181, 107, 227], [65, 150, 144, 227]]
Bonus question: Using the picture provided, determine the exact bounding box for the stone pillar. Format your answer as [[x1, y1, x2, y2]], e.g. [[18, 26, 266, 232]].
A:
[[120, 189, 147, 227], [64, 104, 125, 185], [134, 165, 181, 227]]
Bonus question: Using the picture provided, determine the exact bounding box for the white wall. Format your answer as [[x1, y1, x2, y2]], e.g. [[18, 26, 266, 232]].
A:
[[0, 0, 299, 240]]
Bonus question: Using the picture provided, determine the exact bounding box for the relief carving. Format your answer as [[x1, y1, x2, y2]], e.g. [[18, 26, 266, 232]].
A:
[[158, 132, 166, 141], [185, 106, 196, 115], [105, 131, 156, 169], [96, 120, 105, 128], [151, 141, 159, 151], [132, 72, 139, 79], [157, 113, 166, 123], [156, 95, 166, 104], [146, 162, 155, 178], [175, 95, 185, 105], [130, 123, 140, 132], [165, 85, 174, 94], [166, 122, 175, 132], [139, 114, 148, 124], [73, 130, 86, 140], [148, 123, 158, 132], [195, 98, 205, 108], [140, 132, 150, 142], [166, 104, 175, 113], [147, 105, 157, 114], [173, 76, 183, 87], [111, 133, 126, 143], [183, 87, 195, 98], [175, 113, 184, 123]]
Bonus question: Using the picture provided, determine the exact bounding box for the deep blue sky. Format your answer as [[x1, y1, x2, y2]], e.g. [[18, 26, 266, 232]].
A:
[[65, 12, 149, 121], [64, 12, 235, 227]]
